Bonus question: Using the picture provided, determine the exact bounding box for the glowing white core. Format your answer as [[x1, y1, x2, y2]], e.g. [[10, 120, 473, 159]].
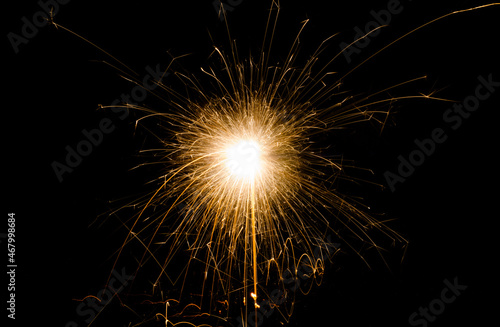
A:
[[225, 140, 262, 178]]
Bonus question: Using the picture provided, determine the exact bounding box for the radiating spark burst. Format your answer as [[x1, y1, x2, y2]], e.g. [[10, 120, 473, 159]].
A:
[[113, 13, 413, 322], [49, 2, 500, 326]]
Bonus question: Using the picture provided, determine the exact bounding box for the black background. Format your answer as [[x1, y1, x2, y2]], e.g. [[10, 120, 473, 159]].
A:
[[4, 1, 499, 326]]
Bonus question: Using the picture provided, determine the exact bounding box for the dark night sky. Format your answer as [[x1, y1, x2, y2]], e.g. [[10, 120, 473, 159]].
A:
[[4, 1, 499, 327]]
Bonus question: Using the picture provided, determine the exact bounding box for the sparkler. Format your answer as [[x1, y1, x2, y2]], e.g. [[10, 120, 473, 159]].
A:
[[111, 15, 410, 322], [50, 2, 500, 326]]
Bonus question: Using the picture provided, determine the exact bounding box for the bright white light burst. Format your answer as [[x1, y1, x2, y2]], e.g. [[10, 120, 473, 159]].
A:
[[225, 139, 262, 179]]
